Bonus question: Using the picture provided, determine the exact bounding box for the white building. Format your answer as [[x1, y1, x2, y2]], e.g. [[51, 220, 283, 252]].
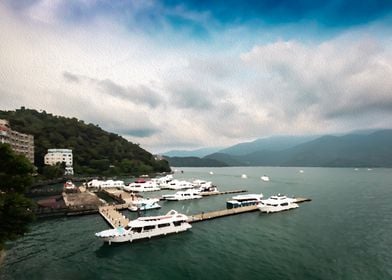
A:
[[44, 149, 74, 175]]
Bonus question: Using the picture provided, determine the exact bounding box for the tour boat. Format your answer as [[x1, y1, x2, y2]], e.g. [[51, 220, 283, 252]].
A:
[[226, 193, 263, 209], [95, 210, 191, 244], [163, 179, 194, 190], [162, 189, 202, 201], [128, 198, 161, 211], [261, 175, 270, 182], [124, 179, 161, 192], [87, 179, 125, 189], [258, 194, 299, 213]]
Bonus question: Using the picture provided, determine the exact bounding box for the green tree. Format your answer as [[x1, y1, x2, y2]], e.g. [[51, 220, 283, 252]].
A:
[[41, 162, 65, 179], [0, 144, 35, 250]]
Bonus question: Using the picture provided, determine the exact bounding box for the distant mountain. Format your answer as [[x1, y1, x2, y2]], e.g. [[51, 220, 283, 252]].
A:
[[179, 130, 392, 167], [203, 153, 246, 166], [218, 135, 318, 156], [164, 156, 228, 167], [163, 147, 222, 158]]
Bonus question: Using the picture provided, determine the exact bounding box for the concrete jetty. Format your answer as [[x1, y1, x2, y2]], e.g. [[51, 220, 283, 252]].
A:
[[187, 197, 311, 223]]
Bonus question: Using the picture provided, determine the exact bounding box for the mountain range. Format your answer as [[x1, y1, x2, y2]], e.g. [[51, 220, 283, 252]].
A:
[[164, 130, 392, 167]]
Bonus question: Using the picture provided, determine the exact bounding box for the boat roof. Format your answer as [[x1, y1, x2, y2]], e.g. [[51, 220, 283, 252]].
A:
[[128, 210, 188, 227], [232, 194, 263, 200]]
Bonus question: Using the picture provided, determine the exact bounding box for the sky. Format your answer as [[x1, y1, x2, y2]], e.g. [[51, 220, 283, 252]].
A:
[[1, 0, 392, 154]]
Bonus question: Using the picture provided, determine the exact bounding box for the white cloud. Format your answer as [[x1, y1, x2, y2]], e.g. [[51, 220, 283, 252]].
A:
[[1, 2, 392, 154]]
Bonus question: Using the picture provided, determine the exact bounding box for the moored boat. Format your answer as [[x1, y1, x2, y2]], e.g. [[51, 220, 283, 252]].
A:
[[226, 193, 263, 209], [258, 194, 299, 213], [162, 189, 202, 201], [95, 210, 191, 244], [64, 180, 76, 190], [124, 179, 161, 192], [128, 198, 161, 211], [261, 175, 270, 182]]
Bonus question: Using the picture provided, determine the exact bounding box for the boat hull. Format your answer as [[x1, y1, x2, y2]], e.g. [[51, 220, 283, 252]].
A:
[[258, 203, 299, 213], [165, 196, 202, 201], [128, 203, 161, 211], [96, 223, 192, 244]]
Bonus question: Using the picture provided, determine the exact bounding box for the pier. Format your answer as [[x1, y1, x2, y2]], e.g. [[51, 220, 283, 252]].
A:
[[99, 205, 130, 228], [187, 197, 312, 223]]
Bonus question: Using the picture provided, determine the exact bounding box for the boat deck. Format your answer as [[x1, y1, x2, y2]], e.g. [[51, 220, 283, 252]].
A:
[[187, 197, 311, 223]]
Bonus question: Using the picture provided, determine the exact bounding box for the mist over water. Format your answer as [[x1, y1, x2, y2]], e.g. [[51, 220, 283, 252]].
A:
[[2, 167, 392, 280]]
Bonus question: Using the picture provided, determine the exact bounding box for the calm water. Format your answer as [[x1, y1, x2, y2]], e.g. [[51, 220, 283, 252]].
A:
[[2, 167, 392, 280]]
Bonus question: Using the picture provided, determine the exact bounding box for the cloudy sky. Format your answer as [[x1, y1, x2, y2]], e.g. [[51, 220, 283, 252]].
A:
[[1, 1, 392, 153]]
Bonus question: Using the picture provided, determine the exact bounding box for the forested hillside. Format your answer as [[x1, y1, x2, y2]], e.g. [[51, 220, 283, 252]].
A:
[[0, 108, 170, 176]]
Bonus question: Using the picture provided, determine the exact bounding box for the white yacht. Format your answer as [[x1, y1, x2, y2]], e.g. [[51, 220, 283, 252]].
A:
[[124, 179, 161, 192], [241, 174, 247, 179], [258, 194, 299, 213], [95, 210, 191, 244], [261, 175, 270, 182], [151, 174, 173, 186], [87, 179, 125, 189], [192, 180, 218, 192], [128, 198, 161, 211], [226, 193, 263, 209], [163, 180, 194, 190], [162, 189, 202, 201]]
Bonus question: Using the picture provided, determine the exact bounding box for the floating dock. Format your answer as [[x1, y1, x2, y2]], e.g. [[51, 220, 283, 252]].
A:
[[187, 197, 311, 223]]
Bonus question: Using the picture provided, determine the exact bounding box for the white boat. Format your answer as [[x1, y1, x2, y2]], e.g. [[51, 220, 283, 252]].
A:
[[241, 174, 247, 179], [261, 175, 270, 182], [162, 189, 202, 201], [95, 210, 191, 244], [197, 185, 219, 194], [87, 179, 125, 189], [124, 179, 161, 192], [226, 193, 263, 209], [152, 174, 173, 186], [64, 180, 76, 190], [258, 194, 299, 213], [299, 170, 304, 173], [163, 179, 194, 190], [128, 198, 161, 211]]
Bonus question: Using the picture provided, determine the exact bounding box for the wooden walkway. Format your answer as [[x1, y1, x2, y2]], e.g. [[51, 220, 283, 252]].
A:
[[99, 205, 130, 228], [187, 197, 311, 223]]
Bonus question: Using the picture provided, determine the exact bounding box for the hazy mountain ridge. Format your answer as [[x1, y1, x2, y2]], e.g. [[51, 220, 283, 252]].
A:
[[166, 130, 392, 167], [218, 135, 319, 156], [163, 147, 222, 158]]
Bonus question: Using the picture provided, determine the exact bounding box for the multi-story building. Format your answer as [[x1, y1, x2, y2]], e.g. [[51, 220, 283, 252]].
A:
[[0, 119, 35, 163], [44, 149, 74, 175]]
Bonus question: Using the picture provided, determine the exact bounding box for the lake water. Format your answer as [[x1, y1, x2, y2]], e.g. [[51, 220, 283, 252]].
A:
[[2, 167, 392, 280]]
